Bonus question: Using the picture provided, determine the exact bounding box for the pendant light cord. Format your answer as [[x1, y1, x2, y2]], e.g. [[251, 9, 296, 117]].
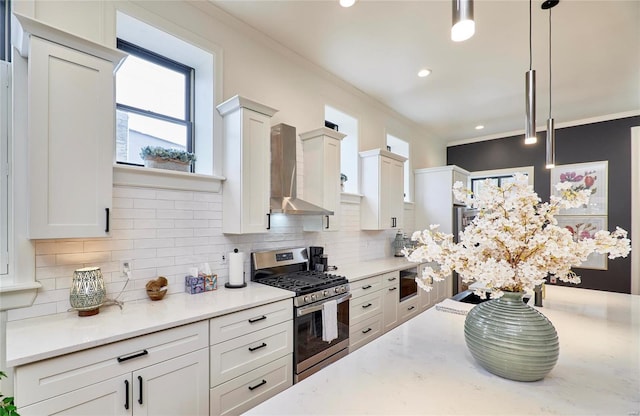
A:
[[548, 6, 553, 118], [529, 0, 533, 70]]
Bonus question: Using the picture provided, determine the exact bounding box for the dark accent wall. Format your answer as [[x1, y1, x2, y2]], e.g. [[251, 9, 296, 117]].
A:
[[447, 116, 639, 293]]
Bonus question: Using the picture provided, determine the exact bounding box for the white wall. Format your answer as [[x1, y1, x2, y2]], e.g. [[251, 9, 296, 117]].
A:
[[8, 0, 430, 321]]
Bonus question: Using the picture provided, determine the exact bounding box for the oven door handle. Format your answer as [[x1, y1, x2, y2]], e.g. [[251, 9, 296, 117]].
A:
[[296, 293, 351, 317]]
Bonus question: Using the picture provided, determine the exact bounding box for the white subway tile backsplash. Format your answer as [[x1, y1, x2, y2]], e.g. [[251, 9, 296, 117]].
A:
[[11, 184, 409, 322]]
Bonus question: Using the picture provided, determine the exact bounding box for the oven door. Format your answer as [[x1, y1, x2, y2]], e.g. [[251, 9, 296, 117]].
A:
[[294, 292, 350, 382]]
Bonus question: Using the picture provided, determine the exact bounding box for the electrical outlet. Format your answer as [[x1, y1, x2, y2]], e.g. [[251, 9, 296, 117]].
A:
[[121, 261, 131, 277], [221, 254, 227, 265]]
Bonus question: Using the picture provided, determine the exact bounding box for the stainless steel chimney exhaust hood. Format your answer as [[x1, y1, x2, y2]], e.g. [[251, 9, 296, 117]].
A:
[[270, 123, 334, 216]]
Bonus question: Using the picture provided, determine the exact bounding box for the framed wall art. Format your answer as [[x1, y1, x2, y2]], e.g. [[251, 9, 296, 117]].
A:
[[555, 215, 608, 270], [550, 161, 608, 215]]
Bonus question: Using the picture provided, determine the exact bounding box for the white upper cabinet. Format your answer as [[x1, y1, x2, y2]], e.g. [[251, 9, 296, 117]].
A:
[[300, 127, 346, 232], [12, 13, 126, 239], [217, 95, 278, 234], [414, 165, 470, 234], [360, 149, 407, 230]]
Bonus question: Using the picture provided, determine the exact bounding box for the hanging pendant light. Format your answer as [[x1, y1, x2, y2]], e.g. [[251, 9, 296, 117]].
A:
[[524, 0, 537, 145], [452, 0, 475, 42], [543, 0, 559, 168]]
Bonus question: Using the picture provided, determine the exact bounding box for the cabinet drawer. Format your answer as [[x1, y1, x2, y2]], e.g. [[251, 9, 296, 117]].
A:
[[209, 354, 292, 416], [349, 290, 382, 325], [210, 321, 292, 387], [349, 315, 382, 353], [15, 321, 208, 407], [399, 296, 420, 323], [210, 299, 292, 345], [350, 274, 383, 298], [382, 271, 400, 288]]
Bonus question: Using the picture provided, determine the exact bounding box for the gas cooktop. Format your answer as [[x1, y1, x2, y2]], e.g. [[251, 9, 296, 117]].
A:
[[251, 248, 350, 307]]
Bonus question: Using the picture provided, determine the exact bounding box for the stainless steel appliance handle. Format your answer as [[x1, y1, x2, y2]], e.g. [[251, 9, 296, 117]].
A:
[[296, 293, 351, 317]]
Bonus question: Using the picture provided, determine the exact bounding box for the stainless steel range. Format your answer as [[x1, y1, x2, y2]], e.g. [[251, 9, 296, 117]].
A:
[[251, 247, 350, 383]]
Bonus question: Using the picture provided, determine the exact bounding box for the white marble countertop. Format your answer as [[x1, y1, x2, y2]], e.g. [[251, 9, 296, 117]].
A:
[[337, 257, 419, 282], [246, 285, 640, 415], [5, 282, 293, 367]]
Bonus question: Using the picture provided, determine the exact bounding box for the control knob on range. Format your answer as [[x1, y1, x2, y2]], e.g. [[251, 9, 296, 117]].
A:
[[334, 287, 340, 294], [310, 294, 317, 302], [304, 295, 310, 303], [323, 290, 329, 297]]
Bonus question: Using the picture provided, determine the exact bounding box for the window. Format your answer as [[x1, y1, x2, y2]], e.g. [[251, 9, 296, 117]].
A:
[[386, 133, 410, 201], [325, 105, 358, 194], [115, 10, 220, 179], [1, 0, 10, 62], [469, 166, 534, 199], [116, 39, 194, 167]]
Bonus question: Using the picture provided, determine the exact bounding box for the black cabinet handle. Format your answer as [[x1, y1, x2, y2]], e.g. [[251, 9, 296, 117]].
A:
[[105, 208, 110, 232], [248, 379, 267, 391], [362, 327, 372, 334], [124, 380, 130, 410], [138, 376, 143, 405], [388, 287, 397, 291], [408, 306, 416, 311], [362, 285, 372, 290], [117, 349, 148, 363], [267, 213, 271, 230], [248, 315, 267, 324], [388, 277, 396, 282], [248, 342, 267, 352], [325, 215, 330, 229], [362, 303, 372, 309]]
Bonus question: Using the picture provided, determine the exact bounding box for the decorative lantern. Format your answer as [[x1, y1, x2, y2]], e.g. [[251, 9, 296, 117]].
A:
[[392, 231, 406, 257], [70, 267, 106, 316]]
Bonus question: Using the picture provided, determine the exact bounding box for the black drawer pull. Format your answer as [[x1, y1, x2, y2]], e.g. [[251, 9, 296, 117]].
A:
[[248, 315, 267, 323], [362, 327, 372, 334], [362, 303, 373, 309], [138, 376, 143, 405], [388, 277, 396, 281], [248, 379, 267, 391], [124, 380, 130, 410], [325, 215, 330, 229], [248, 342, 267, 352], [117, 349, 148, 363], [266, 213, 271, 230], [388, 287, 397, 291], [408, 306, 416, 311], [362, 285, 372, 290]]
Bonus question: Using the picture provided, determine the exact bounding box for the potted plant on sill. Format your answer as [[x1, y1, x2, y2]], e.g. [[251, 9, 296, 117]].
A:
[[139, 146, 196, 172]]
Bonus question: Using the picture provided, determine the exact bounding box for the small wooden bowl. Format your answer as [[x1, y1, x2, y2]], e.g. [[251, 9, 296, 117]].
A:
[[146, 276, 168, 301]]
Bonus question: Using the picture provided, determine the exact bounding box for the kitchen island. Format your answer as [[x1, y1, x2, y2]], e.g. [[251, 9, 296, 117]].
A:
[[245, 285, 640, 415]]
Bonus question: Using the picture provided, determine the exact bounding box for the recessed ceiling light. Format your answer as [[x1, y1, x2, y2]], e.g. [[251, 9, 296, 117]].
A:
[[339, 0, 357, 7], [475, 125, 484, 130], [418, 68, 432, 78]]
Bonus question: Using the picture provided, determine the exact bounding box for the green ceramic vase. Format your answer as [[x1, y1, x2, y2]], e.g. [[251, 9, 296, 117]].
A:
[[463, 291, 559, 382]]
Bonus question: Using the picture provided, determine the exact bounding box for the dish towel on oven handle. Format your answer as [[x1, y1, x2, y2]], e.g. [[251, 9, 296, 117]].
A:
[[322, 299, 338, 343]]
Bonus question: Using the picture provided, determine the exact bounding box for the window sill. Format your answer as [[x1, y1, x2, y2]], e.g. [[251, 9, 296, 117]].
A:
[[0, 281, 41, 312], [113, 164, 225, 193], [340, 192, 362, 204]]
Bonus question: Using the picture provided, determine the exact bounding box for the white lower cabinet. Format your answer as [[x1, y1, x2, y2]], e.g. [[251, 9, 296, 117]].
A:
[[15, 321, 209, 416], [382, 272, 400, 332], [209, 299, 293, 416], [209, 355, 292, 416]]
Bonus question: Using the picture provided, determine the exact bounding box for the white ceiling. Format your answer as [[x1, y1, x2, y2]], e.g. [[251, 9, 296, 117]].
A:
[[211, 0, 639, 144]]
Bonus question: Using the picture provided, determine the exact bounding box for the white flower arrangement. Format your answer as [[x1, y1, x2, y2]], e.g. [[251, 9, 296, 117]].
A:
[[404, 173, 631, 298]]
